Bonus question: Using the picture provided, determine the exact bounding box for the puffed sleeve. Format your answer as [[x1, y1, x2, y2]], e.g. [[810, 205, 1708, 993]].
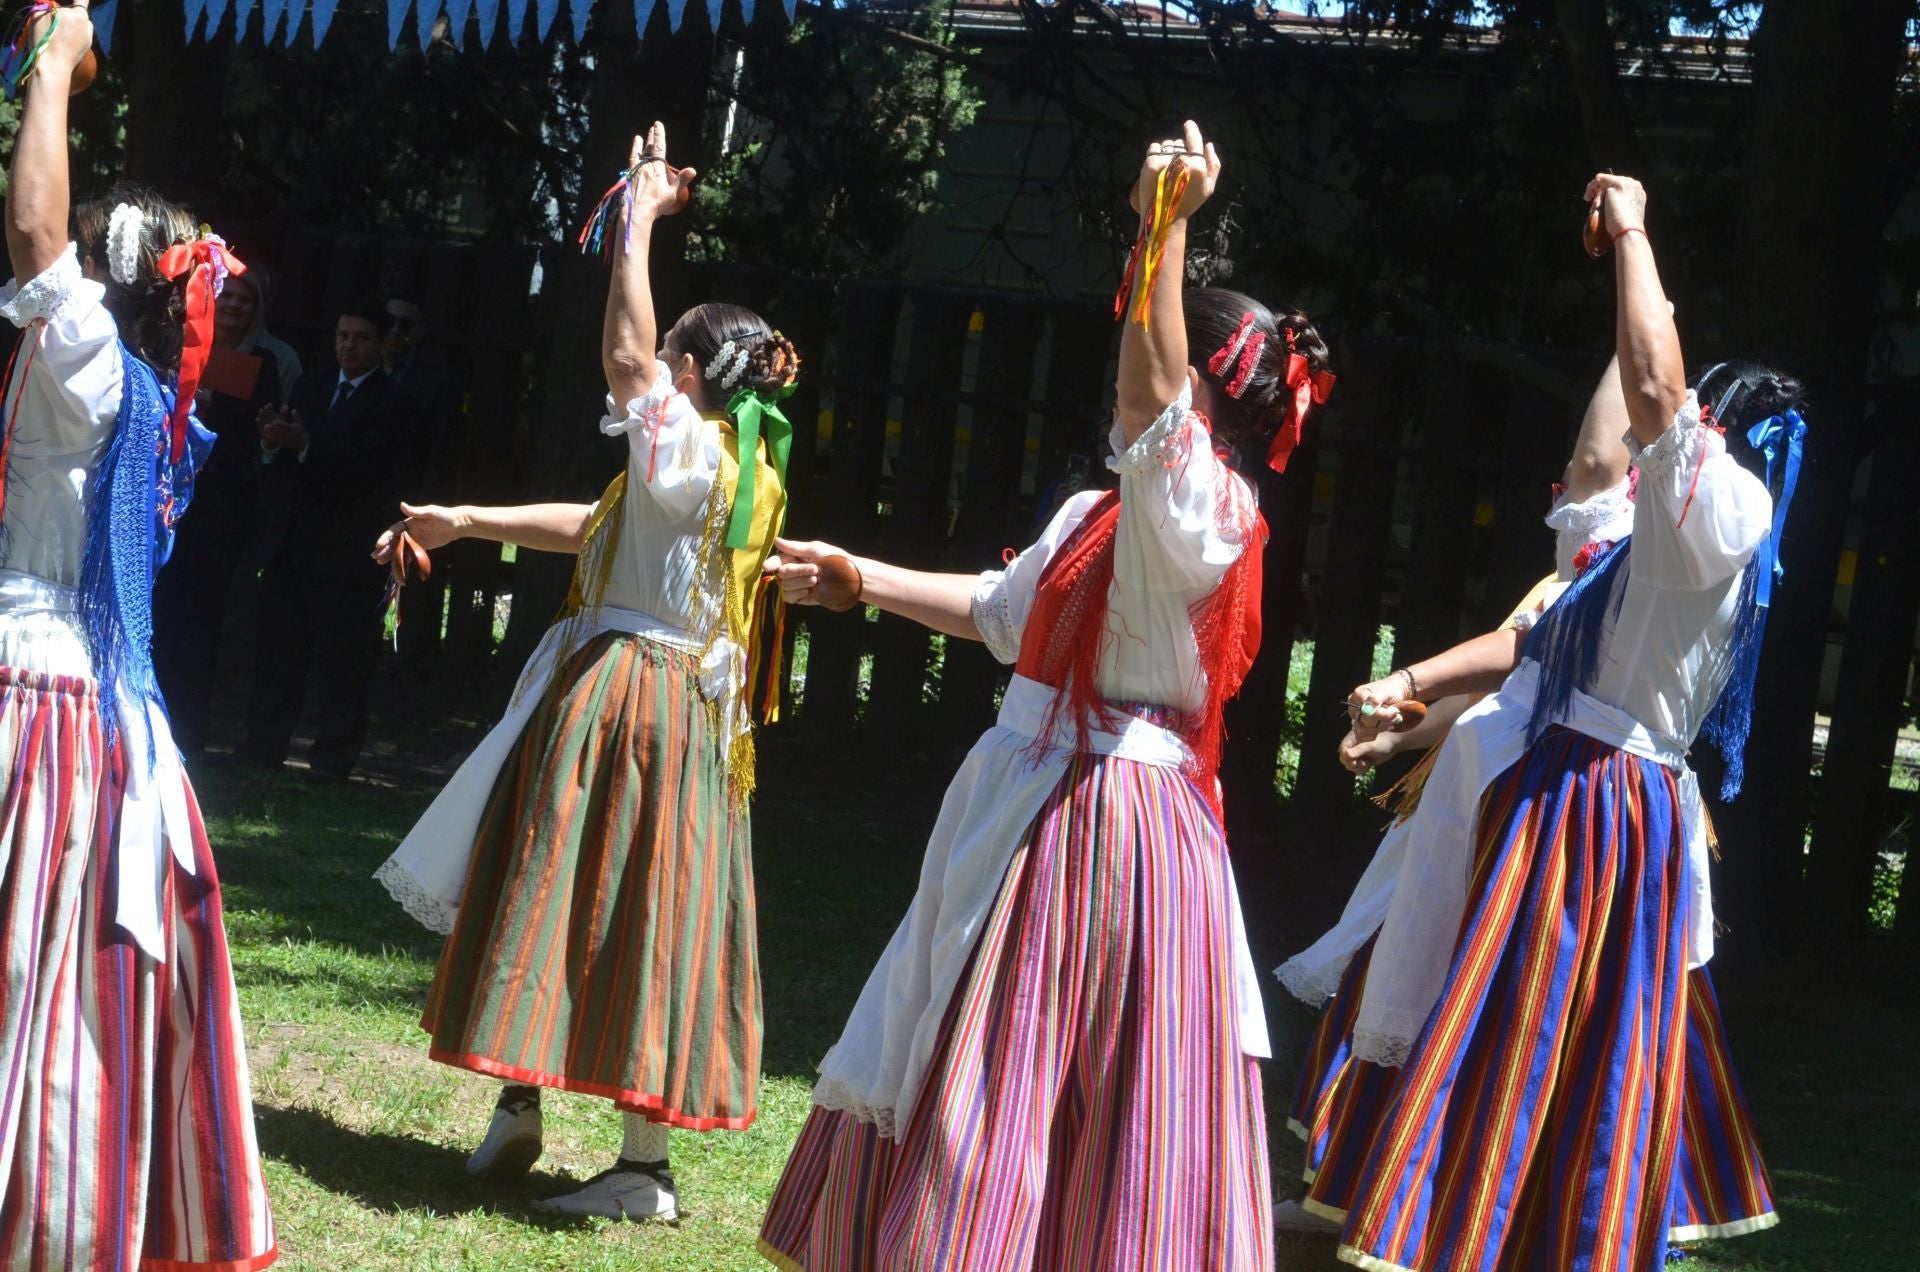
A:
[[0, 244, 125, 449], [1627, 392, 1773, 590], [1107, 383, 1256, 598], [971, 490, 1106, 665], [599, 359, 722, 519]]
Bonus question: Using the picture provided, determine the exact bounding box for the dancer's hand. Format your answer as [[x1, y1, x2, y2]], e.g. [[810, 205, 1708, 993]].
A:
[[30, 0, 94, 86], [1583, 172, 1647, 238], [1346, 675, 1413, 742], [1129, 119, 1219, 220], [764, 537, 856, 607], [626, 122, 698, 225], [373, 502, 462, 564], [1339, 728, 1399, 775]]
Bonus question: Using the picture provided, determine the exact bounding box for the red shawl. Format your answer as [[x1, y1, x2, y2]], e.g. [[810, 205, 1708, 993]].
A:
[[1013, 478, 1265, 822]]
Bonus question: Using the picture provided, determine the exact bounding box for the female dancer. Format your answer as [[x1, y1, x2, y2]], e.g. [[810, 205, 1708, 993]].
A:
[[1278, 356, 1776, 1247], [0, 6, 276, 1267], [1290, 172, 1797, 1271], [371, 123, 793, 1221], [758, 121, 1330, 1272]]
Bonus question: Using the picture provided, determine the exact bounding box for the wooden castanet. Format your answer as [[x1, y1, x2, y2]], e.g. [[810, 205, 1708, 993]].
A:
[[813, 554, 863, 612], [1583, 201, 1609, 258], [1387, 698, 1429, 732], [388, 529, 432, 587]]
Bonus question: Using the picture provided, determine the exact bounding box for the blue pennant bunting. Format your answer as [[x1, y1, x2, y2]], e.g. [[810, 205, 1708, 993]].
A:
[[92, 0, 118, 52], [664, 0, 688, 31], [633, 0, 656, 35], [781, 0, 795, 19], [259, 0, 287, 43], [386, 0, 410, 47], [416, 0, 441, 46], [505, 0, 528, 43], [232, 0, 256, 39], [705, 0, 721, 31], [472, 0, 499, 43], [309, 0, 340, 44], [203, 0, 233, 40], [443, 0, 472, 45], [534, 0, 560, 40], [181, 0, 207, 39], [568, 0, 589, 40]]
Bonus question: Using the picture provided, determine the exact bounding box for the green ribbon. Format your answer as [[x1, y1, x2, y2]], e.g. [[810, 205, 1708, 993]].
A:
[[724, 385, 794, 550]]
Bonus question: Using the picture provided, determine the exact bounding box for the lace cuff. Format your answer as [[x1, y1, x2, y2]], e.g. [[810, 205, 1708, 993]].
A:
[[1274, 954, 1346, 1010], [372, 858, 460, 936], [1544, 480, 1633, 536], [599, 361, 675, 437], [972, 570, 1018, 665], [0, 244, 85, 328], [1627, 393, 1718, 479], [1511, 609, 1540, 632], [1106, 383, 1194, 478]]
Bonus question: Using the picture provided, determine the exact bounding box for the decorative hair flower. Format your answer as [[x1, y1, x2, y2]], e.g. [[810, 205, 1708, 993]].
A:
[[106, 204, 144, 287]]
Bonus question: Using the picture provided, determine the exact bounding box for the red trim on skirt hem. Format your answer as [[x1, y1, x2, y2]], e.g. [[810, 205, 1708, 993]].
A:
[[428, 1048, 757, 1131], [142, 1243, 279, 1272]]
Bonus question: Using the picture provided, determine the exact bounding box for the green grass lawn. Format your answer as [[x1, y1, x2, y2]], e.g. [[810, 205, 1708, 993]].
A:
[[197, 735, 1917, 1271]]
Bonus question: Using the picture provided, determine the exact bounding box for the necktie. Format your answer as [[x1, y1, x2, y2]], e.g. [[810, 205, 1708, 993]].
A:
[[331, 379, 354, 413]]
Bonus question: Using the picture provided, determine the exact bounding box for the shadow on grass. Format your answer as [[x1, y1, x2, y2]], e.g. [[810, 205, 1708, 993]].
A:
[[257, 1103, 594, 1227]]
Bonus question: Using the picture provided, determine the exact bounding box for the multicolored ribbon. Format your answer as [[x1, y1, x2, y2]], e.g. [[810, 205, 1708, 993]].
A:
[[1266, 348, 1336, 473], [723, 385, 793, 550], [0, 2, 59, 100], [577, 169, 635, 259], [1113, 162, 1190, 331], [1745, 407, 1806, 608], [154, 231, 246, 464]]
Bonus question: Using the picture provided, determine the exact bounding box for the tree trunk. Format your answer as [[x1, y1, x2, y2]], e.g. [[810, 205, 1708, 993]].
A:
[[1551, 0, 1644, 172], [1715, 0, 1910, 954], [1806, 409, 1920, 937]]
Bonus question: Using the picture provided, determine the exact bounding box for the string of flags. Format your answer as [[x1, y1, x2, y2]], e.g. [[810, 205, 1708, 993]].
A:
[[84, 0, 795, 54]]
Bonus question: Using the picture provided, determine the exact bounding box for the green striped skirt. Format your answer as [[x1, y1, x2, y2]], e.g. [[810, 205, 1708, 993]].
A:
[[421, 632, 761, 1130]]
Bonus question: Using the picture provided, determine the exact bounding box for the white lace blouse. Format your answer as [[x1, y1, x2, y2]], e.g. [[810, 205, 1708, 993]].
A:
[[0, 246, 126, 676], [969, 385, 1256, 716]]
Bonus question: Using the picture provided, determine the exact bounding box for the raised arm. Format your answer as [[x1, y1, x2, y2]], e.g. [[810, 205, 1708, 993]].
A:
[[1114, 120, 1220, 445], [601, 122, 699, 408], [5, 6, 93, 283], [1562, 354, 1632, 501], [1586, 173, 1686, 448], [1344, 627, 1528, 741]]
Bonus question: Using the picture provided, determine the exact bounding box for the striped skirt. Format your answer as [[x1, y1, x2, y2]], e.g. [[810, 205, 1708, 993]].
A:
[[0, 667, 276, 1271], [421, 633, 760, 1130], [758, 752, 1271, 1272], [1289, 943, 1775, 1245], [1293, 727, 1737, 1272]]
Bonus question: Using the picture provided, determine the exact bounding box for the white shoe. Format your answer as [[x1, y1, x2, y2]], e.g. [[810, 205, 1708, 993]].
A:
[[466, 1087, 543, 1179], [1273, 1198, 1342, 1234], [533, 1164, 678, 1222]]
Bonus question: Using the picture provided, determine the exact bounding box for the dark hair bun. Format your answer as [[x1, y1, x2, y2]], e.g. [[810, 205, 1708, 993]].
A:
[[744, 330, 801, 395], [1694, 360, 1807, 433], [1183, 286, 1331, 452]]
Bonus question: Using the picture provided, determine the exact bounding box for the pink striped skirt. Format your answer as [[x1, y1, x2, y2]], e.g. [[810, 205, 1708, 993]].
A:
[[0, 668, 276, 1271], [758, 750, 1270, 1272]]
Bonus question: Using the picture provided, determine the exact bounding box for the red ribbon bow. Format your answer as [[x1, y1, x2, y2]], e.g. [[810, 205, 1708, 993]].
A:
[[155, 236, 248, 464], [1266, 351, 1335, 473]]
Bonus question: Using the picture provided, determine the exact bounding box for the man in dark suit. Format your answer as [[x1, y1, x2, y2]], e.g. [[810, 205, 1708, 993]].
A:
[[241, 301, 423, 783]]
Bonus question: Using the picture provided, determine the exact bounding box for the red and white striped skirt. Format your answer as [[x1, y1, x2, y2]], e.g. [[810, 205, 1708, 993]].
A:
[[758, 750, 1270, 1272], [0, 668, 276, 1271]]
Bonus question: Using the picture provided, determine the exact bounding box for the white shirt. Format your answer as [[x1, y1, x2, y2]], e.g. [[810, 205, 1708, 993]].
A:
[[1586, 393, 1773, 750], [971, 384, 1256, 714], [1545, 476, 1636, 582], [598, 359, 732, 638], [0, 246, 125, 597]]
